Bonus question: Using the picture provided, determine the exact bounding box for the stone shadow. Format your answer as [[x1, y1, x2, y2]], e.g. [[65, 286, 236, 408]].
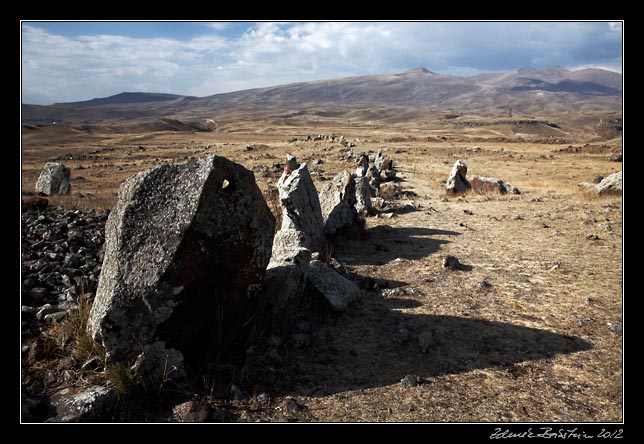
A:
[[285, 291, 593, 396], [332, 225, 460, 266]]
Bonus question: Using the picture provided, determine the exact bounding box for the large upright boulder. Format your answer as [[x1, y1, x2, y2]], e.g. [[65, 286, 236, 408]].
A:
[[263, 155, 323, 318], [35, 162, 71, 195], [273, 155, 325, 253], [319, 171, 358, 236], [445, 160, 471, 195], [87, 155, 275, 377], [354, 175, 375, 216]]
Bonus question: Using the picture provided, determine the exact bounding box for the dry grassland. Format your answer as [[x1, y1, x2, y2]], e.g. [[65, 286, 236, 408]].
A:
[[21, 111, 622, 422]]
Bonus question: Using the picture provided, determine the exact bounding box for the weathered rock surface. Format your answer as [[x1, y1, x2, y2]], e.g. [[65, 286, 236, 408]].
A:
[[354, 175, 375, 216], [35, 162, 71, 195], [373, 151, 396, 182], [273, 156, 325, 253], [445, 160, 471, 195], [47, 385, 116, 422], [319, 171, 358, 236], [87, 155, 275, 377], [470, 175, 521, 195], [597, 171, 622, 196], [306, 260, 362, 311], [609, 152, 623, 162], [355, 153, 370, 177]]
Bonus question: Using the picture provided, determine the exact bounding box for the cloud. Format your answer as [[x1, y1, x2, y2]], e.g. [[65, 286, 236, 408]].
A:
[[21, 22, 623, 105]]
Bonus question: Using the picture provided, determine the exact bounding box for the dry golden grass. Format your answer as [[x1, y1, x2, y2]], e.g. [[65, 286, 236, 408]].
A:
[[21, 111, 622, 422]]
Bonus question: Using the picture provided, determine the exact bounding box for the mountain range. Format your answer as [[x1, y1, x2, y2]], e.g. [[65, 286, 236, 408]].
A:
[[22, 66, 622, 123]]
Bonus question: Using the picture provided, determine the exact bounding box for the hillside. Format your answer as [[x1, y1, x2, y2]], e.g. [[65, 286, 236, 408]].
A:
[[22, 66, 622, 124]]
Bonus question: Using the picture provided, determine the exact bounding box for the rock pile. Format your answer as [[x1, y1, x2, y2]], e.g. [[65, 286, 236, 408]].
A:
[[21, 207, 107, 326], [87, 155, 275, 380], [35, 162, 71, 195]]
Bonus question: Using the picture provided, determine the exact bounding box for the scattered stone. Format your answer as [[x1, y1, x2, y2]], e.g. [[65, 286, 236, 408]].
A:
[[172, 400, 211, 423], [470, 175, 520, 195], [418, 331, 434, 353], [609, 153, 622, 162], [550, 261, 563, 270], [318, 171, 358, 236], [47, 385, 116, 422], [306, 260, 362, 311], [87, 155, 275, 379], [257, 392, 271, 406], [586, 233, 600, 240], [400, 375, 420, 388], [475, 280, 492, 289], [35, 162, 71, 195], [379, 182, 401, 200], [445, 160, 471, 195], [281, 398, 307, 414], [441, 255, 460, 271], [606, 322, 622, 332], [463, 209, 473, 215]]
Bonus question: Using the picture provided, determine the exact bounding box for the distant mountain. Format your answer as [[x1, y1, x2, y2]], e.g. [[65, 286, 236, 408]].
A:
[[57, 92, 195, 107], [22, 66, 622, 123]]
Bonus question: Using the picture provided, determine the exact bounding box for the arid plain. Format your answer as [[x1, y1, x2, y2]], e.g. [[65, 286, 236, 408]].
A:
[[21, 105, 622, 422]]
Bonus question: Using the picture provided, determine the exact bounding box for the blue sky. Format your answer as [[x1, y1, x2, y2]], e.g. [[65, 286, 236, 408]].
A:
[[21, 21, 623, 105]]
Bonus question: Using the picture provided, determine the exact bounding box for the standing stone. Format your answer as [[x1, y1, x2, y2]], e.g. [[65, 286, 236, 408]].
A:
[[366, 165, 381, 197], [373, 150, 393, 172], [263, 155, 322, 319], [354, 175, 374, 216], [445, 160, 471, 195], [319, 171, 358, 236], [596, 171, 622, 196], [273, 155, 325, 253], [87, 155, 275, 378], [35, 162, 71, 195], [355, 153, 370, 177]]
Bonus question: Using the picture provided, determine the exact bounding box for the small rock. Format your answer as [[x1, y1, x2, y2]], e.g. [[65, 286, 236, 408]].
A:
[[230, 384, 244, 402], [441, 255, 460, 271], [550, 261, 563, 270], [608, 153, 622, 162], [463, 209, 473, 215], [476, 280, 492, 289], [586, 233, 600, 240], [418, 331, 434, 353], [592, 176, 605, 184], [400, 375, 420, 388], [44, 312, 68, 323], [281, 398, 307, 413], [606, 322, 622, 332], [172, 400, 210, 423], [257, 392, 271, 406]]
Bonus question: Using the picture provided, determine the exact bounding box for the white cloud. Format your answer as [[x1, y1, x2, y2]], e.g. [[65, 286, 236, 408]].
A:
[[21, 21, 623, 105]]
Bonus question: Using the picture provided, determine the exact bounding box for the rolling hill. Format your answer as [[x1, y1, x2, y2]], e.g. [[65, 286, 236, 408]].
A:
[[22, 66, 622, 123]]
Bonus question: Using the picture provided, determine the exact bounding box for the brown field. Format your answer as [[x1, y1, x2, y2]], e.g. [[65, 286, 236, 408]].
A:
[[21, 109, 622, 422]]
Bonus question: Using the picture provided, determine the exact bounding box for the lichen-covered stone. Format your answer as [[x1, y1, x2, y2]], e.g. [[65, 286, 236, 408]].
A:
[[597, 171, 622, 196], [273, 156, 325, 253], [319, 171, 357, 236], [87, 155, 275, 376], [306, 260, 362, 311], [35, 162, 71, 195], [445, 160, 471, 195], [354, 175, 375, 216]]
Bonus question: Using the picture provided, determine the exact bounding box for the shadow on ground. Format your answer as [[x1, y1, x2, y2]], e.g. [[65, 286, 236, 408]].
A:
[[285, 290, 592, 396], [333, 225, 460, 266]]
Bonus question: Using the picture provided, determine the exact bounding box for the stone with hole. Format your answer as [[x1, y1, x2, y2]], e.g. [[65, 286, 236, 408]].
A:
[[87, 155, 275, 381]]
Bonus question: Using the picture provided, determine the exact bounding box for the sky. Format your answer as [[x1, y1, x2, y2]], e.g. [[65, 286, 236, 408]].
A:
[[21, 21, 623, 105]]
